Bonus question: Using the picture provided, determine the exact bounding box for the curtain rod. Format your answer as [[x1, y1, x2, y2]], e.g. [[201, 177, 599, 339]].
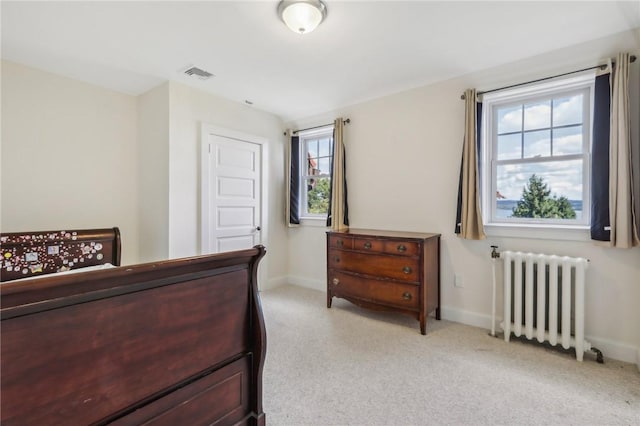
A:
[[460, 55, 637, 100], [292, 118, 351, 135]]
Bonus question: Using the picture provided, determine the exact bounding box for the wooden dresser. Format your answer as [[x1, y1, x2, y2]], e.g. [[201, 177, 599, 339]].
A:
[[327, 229, 440, 334]]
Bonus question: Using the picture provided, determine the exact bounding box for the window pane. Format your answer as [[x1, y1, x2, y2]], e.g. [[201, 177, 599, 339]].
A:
[[523, 130, 550, 158], [553, 125, 582, 155], [495, 160, 583, 220], [307, 140, 319, 158], [553, 94, 583, 127], [497, 105, 522, 134], [318, 137, 333, 157], [306, 177, 330, 214], [497, 133, 521, 160], [523, 100, 551, 131], [318, 157, 331, 175], [307, 153, 318, 175]]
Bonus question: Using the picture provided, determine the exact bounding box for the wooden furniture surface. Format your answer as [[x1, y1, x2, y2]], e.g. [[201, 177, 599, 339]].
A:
[[327, 229, 440, 334], [1, 245, 267, 426], [0, 227, 121, 282]]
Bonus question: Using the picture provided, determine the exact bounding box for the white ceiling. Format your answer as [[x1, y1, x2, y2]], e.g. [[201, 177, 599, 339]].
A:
[[2, 1, 639, 122]]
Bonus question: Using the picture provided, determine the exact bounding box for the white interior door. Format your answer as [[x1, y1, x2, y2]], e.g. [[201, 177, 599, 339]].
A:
[[202, 129, 263, 254]]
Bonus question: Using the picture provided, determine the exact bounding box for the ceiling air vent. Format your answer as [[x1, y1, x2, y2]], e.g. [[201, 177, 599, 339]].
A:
[[183, 66, 214, 80]]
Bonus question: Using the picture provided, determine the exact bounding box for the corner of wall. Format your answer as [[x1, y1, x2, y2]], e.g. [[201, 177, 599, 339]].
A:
[[136, 83, 171, 262], [286, 276, 325, 293], [440, 307, 493, 330], [263, 276, 289, 291]]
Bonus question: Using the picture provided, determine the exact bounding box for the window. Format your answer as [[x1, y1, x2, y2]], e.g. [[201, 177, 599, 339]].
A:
[[298, 126, 334, 218], [482, 74, 594, 228]]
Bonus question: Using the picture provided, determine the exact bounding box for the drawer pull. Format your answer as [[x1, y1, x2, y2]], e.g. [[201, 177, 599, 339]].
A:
[[402, 292, 412, 300], [397, 244, 407, 252], [402, 266, 412, 274], [363, 242, 372, 249], [334, 256, 340, 263], [332, 278, 340, 285], [337, 239, 344, 247]]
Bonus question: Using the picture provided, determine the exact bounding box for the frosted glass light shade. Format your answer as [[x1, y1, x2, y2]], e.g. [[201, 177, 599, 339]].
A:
[[278, 0, 327, 34]]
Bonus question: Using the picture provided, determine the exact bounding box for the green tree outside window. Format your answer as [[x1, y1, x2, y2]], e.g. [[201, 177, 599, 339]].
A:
[[511, 174, 576, 219], [307, 178, 330, 214]]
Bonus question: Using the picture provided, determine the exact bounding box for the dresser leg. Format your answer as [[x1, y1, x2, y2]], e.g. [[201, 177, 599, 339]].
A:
[[420, 319, 426, 335], [327, 293, 332, 308], [435, 307, 441, 320]]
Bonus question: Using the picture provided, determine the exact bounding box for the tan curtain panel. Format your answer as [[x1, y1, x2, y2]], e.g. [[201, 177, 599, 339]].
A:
[[329, 118, 349, 231], [609, 53, 639, 247], [458, 89, 485, 240]]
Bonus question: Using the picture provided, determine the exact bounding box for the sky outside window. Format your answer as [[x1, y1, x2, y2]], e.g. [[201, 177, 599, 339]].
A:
[[495, 93, 584, 203]]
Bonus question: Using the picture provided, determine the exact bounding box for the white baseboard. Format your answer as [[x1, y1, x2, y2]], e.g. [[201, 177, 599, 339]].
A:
[[441, 308, 638, 364], [262, 276, 288, 291], [584, 335, 639, 366], [286, 275, 325, 292], [440, 306, 493, 330], [282, 284, 639, 365]]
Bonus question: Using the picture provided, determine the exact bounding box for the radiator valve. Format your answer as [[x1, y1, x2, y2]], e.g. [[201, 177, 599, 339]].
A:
[[490, 245, 500, 259]]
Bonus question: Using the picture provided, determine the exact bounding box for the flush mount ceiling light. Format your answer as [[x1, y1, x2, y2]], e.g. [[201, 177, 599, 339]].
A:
[[278, 0, 327, 35]]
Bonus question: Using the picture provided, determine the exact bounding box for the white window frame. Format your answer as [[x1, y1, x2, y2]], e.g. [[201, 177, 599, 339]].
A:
[[481, 74, 595, 238], [297, 125, 334, 220]]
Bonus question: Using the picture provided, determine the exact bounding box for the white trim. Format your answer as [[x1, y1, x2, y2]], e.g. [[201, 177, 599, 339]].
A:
[[282, 281, 638, 364], [481, 75, 595, 237], [286, 275, 325, 292], [263, 275, 289, 291], [296, 124, 334, 138], [585, 335, 639, 365], [442, 306, 636, 363], [484, 223, 590, 241], [299, 217, 329, 227], [481, 72, 596, 103], [297, 126, 334, 218], [440, 307, 493, 330], [200, 123, 269, 288]]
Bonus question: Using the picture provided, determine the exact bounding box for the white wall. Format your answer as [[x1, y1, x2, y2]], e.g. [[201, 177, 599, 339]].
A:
[[1, 60, 140, 265], [137, 83, 170, 262], [167, 81, 288, 285], [1, 61, 288, 287], [286, 29, 640, 363]]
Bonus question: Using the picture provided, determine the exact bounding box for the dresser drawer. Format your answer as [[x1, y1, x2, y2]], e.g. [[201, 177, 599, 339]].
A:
[[329, 250, 419, 282], [329, 271, 419, 310], [352, 237, 383, 252], [328, 234, 352, 250], [383, 240, 419, 256]]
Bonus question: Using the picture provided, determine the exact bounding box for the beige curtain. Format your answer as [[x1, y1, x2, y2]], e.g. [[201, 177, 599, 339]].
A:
[[609, 53, 639, 247], [284, 129, 299, 228], [458, 89, 485, 240], [329, 118, 348, 231]]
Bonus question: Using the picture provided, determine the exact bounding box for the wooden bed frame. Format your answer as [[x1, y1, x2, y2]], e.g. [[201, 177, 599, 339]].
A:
[[1, 227, 121, 282], [1, 243, 267, 425]]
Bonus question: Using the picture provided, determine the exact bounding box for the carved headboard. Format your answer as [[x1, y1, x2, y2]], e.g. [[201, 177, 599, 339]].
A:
[[0, 227, 121, 282]]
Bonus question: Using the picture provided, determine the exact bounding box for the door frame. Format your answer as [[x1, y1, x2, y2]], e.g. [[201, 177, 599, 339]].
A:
[[200, 123, 269, 286]]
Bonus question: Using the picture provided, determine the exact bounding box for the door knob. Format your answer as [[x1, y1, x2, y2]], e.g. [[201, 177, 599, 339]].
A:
[[255, 226, 261, 231]]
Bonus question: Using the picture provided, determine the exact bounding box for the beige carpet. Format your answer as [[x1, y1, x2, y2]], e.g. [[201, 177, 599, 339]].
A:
[[260, 285, 640, 426]]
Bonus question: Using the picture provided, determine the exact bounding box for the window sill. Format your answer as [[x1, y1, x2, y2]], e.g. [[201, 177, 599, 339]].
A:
[[299, 217, 329, 228], [484, 223, 590, 242]]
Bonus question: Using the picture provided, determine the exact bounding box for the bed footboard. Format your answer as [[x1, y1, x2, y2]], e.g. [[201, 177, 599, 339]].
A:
[[1, 245, 267, 426]]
